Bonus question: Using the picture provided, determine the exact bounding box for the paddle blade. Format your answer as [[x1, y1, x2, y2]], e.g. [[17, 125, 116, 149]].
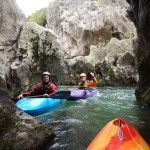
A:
[[51, 91, 71, 99]]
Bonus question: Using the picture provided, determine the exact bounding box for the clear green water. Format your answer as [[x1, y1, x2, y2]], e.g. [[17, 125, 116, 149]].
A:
[[35, 86, 150, 150]]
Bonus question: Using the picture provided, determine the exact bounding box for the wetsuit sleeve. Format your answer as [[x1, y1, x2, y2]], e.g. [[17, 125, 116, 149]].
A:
[[86, 77, 97, 87], [23, 83, 40, 96], [49, 83, 57, 96]]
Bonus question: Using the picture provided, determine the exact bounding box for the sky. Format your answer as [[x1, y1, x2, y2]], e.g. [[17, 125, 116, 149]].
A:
[[16, 0, 54, 17]]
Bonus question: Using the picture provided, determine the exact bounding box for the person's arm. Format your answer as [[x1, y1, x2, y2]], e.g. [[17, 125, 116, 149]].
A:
[[16, 84, 40, 99], [86, 77, 97, 87], [49, 84, 57, 96], [23, 83, 40, 96], [86, 72, 97, 87]]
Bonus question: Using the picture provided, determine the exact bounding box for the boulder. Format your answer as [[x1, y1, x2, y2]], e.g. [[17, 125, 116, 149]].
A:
[[0, 76, 54, 150]]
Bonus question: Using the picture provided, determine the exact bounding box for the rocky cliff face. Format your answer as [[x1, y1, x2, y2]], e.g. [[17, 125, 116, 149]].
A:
[[0, 0, 143, 96], [9, 22, 67, 96], [0, 1, 149, 149], [46, 0, 137, 86], [0, 0, 67, 97], [127, 0, 150, 104], [0, 0, 25, 45], [0, 0, 25, 81], [0, 0, 66, 149]]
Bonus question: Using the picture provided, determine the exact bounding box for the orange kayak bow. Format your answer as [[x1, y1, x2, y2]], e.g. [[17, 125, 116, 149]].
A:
[[87, 118, 150, 150]]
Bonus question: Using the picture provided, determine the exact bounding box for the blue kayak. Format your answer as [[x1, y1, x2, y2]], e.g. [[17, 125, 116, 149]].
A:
[[16, 97, 61, 115]]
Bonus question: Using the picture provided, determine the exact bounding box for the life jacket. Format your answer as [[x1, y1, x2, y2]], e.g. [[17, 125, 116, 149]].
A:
[[78, 81, 89, 89], [38, 82, 51, 95]]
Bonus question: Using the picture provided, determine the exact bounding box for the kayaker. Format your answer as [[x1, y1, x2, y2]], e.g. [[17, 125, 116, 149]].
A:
[[17, 71, 57, 99], [78, 72, 97, 89]]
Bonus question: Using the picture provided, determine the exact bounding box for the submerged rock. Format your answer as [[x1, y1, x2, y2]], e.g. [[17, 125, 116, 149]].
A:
[[0, 76, 54, 150]]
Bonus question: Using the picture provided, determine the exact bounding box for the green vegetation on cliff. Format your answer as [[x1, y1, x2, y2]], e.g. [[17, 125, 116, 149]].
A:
[[48, 0, 59, 8], [27, 8, 46, 27]]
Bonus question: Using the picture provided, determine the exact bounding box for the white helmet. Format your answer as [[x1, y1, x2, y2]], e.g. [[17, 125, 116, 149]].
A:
[[80, 73, 86, 77], [42, 71, 50, 76]]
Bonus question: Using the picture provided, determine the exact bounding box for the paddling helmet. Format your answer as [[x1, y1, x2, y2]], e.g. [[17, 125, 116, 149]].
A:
[[42, 71, 50, 77], [80, 73, 86, 77]]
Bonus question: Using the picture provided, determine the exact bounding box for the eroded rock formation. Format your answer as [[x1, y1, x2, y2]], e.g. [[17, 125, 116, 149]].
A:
[[127, 0, 150, 104], [0, 0, 67, 97], [9, 22, 67, 96], [0, 0, 150, 149], [0, 0, 64, 149], [0, 0, 25, 45], [46, 0, 137, 86]]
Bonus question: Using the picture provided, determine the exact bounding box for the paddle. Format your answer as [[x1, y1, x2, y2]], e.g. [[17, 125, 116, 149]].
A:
[[13, 91, 71, 100], [48, 90, 71, 99], [26, 90, 71, 99]]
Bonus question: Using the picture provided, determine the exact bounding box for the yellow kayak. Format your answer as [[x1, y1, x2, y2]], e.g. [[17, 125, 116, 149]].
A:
[[87, 118, 150, 150]]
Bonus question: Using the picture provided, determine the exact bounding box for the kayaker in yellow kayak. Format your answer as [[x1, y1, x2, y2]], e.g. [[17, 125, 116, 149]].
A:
[[78, 72, 97, 89], [17, 71, 57, 99]]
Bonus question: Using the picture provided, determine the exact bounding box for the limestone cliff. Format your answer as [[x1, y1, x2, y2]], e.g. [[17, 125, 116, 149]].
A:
[[0, 0, 67, 97], [127, 0, 150, 104], [9, 22, 67, 96], [0, 0, 25, 45], [0, 0, 65, 149], [46, 0, 137, 86], [0, 1, 149, 149]]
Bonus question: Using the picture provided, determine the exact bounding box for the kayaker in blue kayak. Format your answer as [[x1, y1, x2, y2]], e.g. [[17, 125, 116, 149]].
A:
[[78, 72, 97, 89], [17, 71, 57, 99]]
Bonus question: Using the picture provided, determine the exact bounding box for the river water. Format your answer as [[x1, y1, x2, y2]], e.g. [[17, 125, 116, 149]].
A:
[[35, 86, 150, 150]]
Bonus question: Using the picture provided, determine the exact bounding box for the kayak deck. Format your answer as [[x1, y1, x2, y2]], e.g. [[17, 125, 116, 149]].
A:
[[16, 97, 61, 115], [68, 88, 97, 100], [87, 118, 150, 150]]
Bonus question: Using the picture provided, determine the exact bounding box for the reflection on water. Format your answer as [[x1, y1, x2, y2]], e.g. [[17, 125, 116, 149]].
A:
[[35, 86, 150, 150]]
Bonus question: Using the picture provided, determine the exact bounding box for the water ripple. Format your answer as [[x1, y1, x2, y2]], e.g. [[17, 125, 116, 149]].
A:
[[35, 86, 150, 149]]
